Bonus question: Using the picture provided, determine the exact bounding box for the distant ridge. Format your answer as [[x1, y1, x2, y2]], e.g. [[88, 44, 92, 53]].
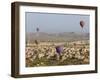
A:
[[26, 32, 89, 43]]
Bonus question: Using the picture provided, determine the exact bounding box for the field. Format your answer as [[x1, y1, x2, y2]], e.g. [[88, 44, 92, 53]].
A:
[[25, 40, 89, 67]]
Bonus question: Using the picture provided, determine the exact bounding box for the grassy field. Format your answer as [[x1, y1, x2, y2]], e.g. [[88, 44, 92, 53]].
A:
[[25, 40, 89, 67]]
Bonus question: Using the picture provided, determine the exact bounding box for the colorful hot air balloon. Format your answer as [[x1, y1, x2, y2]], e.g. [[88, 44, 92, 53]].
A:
[[56, 46, 63, 55], [80, 20, 85, 28]]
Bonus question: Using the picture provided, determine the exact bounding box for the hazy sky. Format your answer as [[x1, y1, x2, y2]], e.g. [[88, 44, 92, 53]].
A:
[[25, 12, 89, 33]]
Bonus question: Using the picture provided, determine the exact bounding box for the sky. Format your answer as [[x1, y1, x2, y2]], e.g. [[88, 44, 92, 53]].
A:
[[25, 12, 90, 33]]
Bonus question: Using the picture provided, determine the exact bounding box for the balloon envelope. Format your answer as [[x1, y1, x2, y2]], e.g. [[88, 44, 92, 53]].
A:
[[56, 46, 63, 55], [80, 20, 85, 28], [36, 28, 39, 32], [34, 40, 39, 45]]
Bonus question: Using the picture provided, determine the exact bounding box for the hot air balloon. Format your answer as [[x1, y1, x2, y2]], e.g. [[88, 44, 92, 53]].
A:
[[56, 46, 63, 55], [80, 20, 85, 29], [80, 20, 85, 44], [34, 40, 39, 45], [35, 27, 40, 45], [36, 27, 39, 32], [36, 27, 40, 37]]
